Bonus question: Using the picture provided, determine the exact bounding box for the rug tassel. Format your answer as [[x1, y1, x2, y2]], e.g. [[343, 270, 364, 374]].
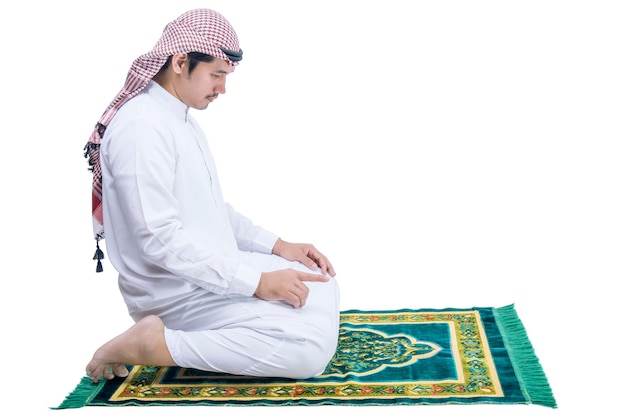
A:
[[51, 375, 104, 409], [93, 240, 104, 273], [493, 304, 557, 408]]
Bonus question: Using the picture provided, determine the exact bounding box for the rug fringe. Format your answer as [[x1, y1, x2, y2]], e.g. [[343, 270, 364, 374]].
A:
[[493, 304, 557, 408], [51, 375, 104, 409]]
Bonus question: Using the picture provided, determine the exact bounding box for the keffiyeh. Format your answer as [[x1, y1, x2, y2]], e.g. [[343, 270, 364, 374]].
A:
[[84, 9, 242, 272]]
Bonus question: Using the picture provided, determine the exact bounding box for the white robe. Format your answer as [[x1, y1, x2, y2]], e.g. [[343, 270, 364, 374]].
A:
[[101, 81, 340, 378]]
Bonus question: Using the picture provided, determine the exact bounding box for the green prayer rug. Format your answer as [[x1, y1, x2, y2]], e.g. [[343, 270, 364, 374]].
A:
[[55, 304, 556, 408]]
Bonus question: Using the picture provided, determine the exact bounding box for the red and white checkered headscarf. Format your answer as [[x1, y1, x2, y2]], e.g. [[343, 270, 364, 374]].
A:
[[84, 8, 242, 271]]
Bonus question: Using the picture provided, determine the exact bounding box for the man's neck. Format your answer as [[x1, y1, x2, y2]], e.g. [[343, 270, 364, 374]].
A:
[[152, 73, 178, 101]]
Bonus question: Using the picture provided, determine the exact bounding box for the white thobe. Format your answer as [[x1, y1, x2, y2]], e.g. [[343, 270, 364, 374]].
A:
[[101, 81, 339, 378]]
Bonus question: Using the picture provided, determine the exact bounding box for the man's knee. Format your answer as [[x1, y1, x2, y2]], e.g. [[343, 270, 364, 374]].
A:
[[283, 335, 338, 379]]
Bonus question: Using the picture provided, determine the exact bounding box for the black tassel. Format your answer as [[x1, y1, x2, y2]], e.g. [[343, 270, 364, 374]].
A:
[[93, 242, 105, 261], [93, 241, 105, 273], [84, 142, 101, 171]]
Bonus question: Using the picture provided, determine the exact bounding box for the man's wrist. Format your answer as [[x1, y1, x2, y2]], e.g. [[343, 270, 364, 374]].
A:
[[272, 238, 285, 255]]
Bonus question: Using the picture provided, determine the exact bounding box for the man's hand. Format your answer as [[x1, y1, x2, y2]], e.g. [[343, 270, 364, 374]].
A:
[[272, 239, 336, 277], [254, 269, 329, 308]]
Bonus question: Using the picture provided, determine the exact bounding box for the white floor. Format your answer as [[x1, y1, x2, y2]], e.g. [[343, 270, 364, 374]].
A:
[[2, 1, 623, 417]]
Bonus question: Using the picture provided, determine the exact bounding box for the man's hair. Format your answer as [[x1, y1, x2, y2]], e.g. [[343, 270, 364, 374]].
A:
[[159, 52, 216, 74]]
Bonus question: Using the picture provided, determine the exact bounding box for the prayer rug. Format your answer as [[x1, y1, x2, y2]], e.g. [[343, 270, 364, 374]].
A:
[[55, 304, 556, 408]]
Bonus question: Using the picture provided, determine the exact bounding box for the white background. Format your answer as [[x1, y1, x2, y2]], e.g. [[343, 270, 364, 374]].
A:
[[0, 1, 624, 417]]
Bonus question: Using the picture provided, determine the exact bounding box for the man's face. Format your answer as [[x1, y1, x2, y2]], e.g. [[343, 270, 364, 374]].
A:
[[177, 58, 235, 110]]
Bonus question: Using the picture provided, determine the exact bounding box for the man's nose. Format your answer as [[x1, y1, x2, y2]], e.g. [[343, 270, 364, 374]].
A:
[[216, 79, 226, 95]]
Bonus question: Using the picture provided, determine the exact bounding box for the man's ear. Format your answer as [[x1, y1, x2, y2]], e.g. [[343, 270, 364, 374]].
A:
[[170, 53, 189, 75]]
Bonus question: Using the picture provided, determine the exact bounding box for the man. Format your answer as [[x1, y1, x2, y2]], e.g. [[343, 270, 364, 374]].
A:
[[83, 9, 340, 383]]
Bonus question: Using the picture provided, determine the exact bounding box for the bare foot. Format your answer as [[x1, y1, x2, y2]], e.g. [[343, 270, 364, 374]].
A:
[[85, 315, 175, 383]]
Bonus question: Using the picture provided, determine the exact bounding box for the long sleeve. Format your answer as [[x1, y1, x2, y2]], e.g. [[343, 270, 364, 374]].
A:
[[226, 203, 279, 254]]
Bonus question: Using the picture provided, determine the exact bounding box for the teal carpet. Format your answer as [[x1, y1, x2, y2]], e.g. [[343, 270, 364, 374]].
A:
[[56, 304, 556, 408]]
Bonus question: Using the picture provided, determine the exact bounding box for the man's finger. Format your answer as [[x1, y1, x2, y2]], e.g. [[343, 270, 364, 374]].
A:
[[290, 288, 307, 308], [289, 283, 308, 308], [295, 254, 318, 271], [308, 249, 336, 277], [298, 272, 330, 283], [317, 258, 332, 276], [289, 294, 302, 308], [326, 262, 336, 277]]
